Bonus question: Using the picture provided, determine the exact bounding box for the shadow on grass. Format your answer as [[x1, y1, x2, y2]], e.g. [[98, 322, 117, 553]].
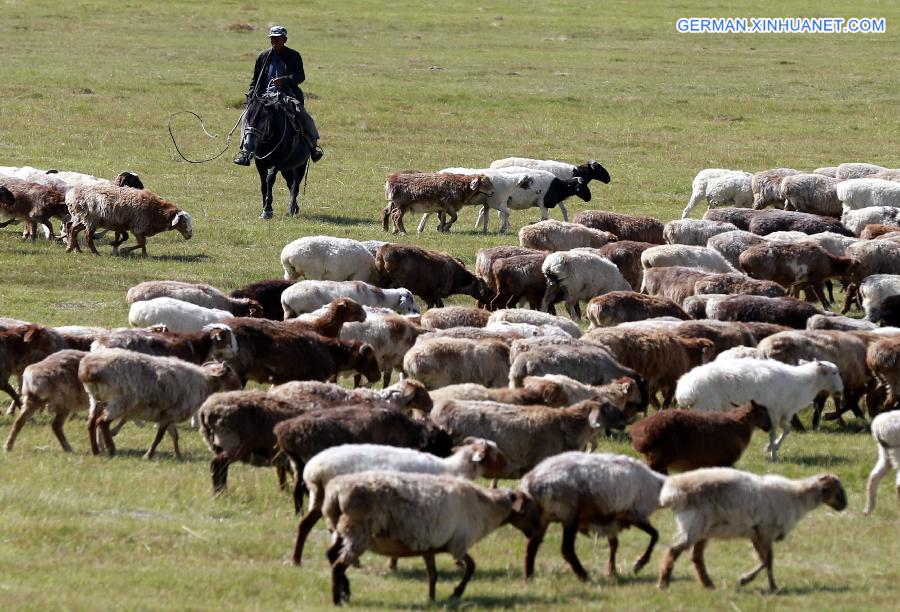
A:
[[147, 253, 210, 263], [774, 583, 852, 596], [388, 565, 517, 582], [303, 213, 373, 227], [785, 453, 851, 467], [354, 591, 555, 610]]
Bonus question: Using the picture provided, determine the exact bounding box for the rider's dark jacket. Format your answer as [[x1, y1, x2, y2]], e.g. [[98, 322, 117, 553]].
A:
[[247, 47, 305, 103]]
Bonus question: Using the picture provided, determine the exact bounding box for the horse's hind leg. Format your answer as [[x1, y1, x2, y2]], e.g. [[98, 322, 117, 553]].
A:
[[286, 166, 302, 216], [256, 161, 275, 219]]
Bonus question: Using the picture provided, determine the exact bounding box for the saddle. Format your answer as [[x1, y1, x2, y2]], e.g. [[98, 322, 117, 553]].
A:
[[247, 92, 307, 136]]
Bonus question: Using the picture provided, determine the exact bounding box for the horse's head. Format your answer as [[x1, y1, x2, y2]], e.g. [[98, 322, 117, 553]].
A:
[[243, 95, 279, 141]]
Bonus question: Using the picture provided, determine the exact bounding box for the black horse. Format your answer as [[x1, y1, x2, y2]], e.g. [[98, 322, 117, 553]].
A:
[[242, 93, 313, 218]]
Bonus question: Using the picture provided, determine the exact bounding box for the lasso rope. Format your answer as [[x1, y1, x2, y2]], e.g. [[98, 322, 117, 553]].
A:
[[167, 110, 244, 164]]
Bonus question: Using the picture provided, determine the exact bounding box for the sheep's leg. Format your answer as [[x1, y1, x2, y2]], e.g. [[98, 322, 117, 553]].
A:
[[4, 396, 41, 451], [50, 411, 74, 453], [441, 209, 458, 233], [630, 517, 659, 575], [87, 402, 102, 456], [770, 423, 791, 462], [825, 280, 835, 304], [381, 369, 392, 389], [812, 284, 830, 311], [690, 539, 714, 588], [560, 520, 589, 581], [84, 225, 100, 255], [291, 463, 309, 513], [657, 539, 690, 589], [210, 451, 237, 492], [740, 537, 777, 592], [292, 505, 323, 565], [863, 444, 891, 515], [109, 417, 128, 437], [167, 423, 181, 459], [416, 213, 431, 234], [606, 535, 619, 578], [1, 379, 22, 414], [841, 283, 858, 314], [144, 422, 171, 460], [41, 219, 56, 242], [328, 535, 353, 605], [498, 207, 511, 234], [394, 210, 407, 235], [524, 524, 548, 579], [423, 553, 438, 601], [449, 553, 475, 599], [812, 395, 827, 430], [120, 234, 147, 257], [559, 202, 569, 222], [681, 191, 701, 219], [538, 205, 549, 221], [98, 417, 116, 457], [66, 221, 84, 253]]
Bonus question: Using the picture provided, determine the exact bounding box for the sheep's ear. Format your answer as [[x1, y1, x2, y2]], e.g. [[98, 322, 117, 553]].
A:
[[469, 177, 481, 191], [471, 444, 486, 463], [22, 327, 37, 343], [797, 358, 811, 365], [730, 401, 740, 407], [510, 492, 526, 513], [171, 212, 181, 227]]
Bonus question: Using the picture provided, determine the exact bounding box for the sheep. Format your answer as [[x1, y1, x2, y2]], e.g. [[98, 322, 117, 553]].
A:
[[814, 166, 839, 178], [865, 337, 900, 416], [675, 359, 844, 461], [375, 243, 492, 308], [419, 306, 489, 330], [125, 281, 262, 317], [586, 291, 689, 328], [0, 176, 68, 241], [90, 324, 229, 365], [65, 184, 192, 256], [519, 219, 615, 252], [595, 240, 656, 290], [421, 326, 522, 344], [706, 230, 768, 269], [692, 272, 787, 299], [430, 399, 628, 478], [861, 223, 900, 239], [875, 295, 900, 328], [403, 337, 509, 389], [640, 266, 714, 305], [836, 178, 900, 212], [338, 308, 424, 387], [478, 165, 594, 227], [863, 410, 900, 515], [279, 236, 377, 283], [524, 375, 645, 416], [806, 313, 876, 331], [474, 245, 543, 284], [574, 210, 665, 244], [489, 157, 611, 187], [681, 294, 729, 319], [517, 452, 664, 583], [281, 280, 419, 318], [757, 330, 870, 428], [777, 173, 843, 216], [128, 297, 233, 333], [292, 439, 509, 565], [4, 350, 88, 452], [657, 468, 847, 591], [748, 210, 853, 237], [488, 253, 549, 310], [836, 162, 887, 180], [583, 327, 714, 408], [841, 206, 900, 236], [709, 294, 823, 329], [681, 169, 750, 218], [541, 249, 631, 319], [672, 319, 758, 356], [0, 323, 70, 412], [323, 472, 533, 604], [230, 279, 294, 320], [663, 219, 739, 246], [270, 379, 434, 414], [641, 244, 736, 274], [751, 168, 800, 210], [382, 171, 494, 234], [702, 207, 764, 231], [487, 309, 581, 337], [858, 274, 900, 322], [80, 348, 241, 458], [842, 240, 900, 312], [290, 297, 368, 338]]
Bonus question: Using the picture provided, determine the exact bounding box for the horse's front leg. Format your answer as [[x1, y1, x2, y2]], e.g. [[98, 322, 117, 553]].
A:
[[286, 165, 304, 216], [256, 162, 275, 219]]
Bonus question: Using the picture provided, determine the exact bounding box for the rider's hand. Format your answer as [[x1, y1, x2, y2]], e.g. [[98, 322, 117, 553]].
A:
[[273, 77, 286, 87]]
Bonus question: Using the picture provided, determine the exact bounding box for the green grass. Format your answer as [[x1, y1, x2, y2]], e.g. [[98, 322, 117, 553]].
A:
[[1, 0, 899, 609]]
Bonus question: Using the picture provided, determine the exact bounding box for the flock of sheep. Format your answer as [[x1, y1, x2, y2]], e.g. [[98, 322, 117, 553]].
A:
[[2, 156, 900, 605]]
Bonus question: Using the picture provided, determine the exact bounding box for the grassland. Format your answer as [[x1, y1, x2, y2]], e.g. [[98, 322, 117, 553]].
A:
[[0, 0, 898, 609]]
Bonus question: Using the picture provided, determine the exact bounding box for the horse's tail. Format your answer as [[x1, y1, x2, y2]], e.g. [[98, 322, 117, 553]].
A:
[[382, 203, 393, 231]]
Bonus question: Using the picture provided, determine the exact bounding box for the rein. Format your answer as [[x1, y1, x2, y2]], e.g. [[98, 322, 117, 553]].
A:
[[167, 110, 244, 164]]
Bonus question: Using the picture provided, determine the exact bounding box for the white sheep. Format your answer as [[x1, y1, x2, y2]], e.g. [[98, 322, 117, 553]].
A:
[[128, 297, 233, 333], [484, 321, 569, 339], [813, 166, 839, 178], [837, 178, 900, 212], [79, 348, 241, 458], [675, 359, 844, 461], [403, 337, 510, 389], [292, 439, 508, 565], [835, 162, 887, 180], [280, 280, 419, 318], [663, 219, 739, 246], [859, 274, 900, 322], [863, 410, 900, 515], [778, 173, 843, 216], [518, 451, 665, 580], [682, 169, 752, 218], [706, 230, 769, 269], [751, 168, 800, 210], [541, 249, 631, 319], [519, 219, 615, 251], [338, 307, 424, 387], [487, 308, 581, 338], [476, 166, 592, 229], [841, 206, 900, 236], [640, 244, 736, 274], [657, 467, 847, 591], [125, 280, 261, 317], [280, 235, 378, 283]]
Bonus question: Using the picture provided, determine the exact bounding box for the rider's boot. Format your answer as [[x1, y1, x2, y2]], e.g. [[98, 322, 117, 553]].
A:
[[233, 149, 253, 166]]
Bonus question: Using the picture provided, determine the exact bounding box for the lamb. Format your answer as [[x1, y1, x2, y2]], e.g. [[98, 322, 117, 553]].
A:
[[323, 472, 533, 604], [80, 348, 241, 458], [338, 309, 424, 387], [524, 375, 645, 416], [230, 279, 294, 320], [429, 376, 637, 409], [4, 350, 88, 452], [125, 280, 262, 317], [674, 359, 844, 461], [292, 439, 509, 565], [657, 468, 847, 591], [0, 176, 69, 241], [270, 379, 434, 414], [596, 240, 657, 289], [692, 272, 787, 299], [488, 254, 549, 310], [681, 169, 746, 218], [280, 236, 378, 283], [709, 294, 823, 329], [778, 173, 843, 216], [706, 230, 768, 268], [865, 337, 900, 415], [837, 178, 900, 212], [65, 184, 192, 256], [748, 210, 853, 237], [858, 274, 900, 322], [374, 243, 492, 308], [663, 219, 739, 246], [641, 244, 736, 274], [861, 223, 900, 239], [519, 219, 616, 251], [751, 168, 800, 210], [573, 210, 665, 244], [757, 330, 871, 428], [863, 410, 900, 515], [485, 321, 573, 339], [586, 291, 690, 328], [474, 245, 543, 283], [842, 240, 900, 312], [430, 398, 627, 478], [640, 266, 715, 305], [290, 297, 368, 338], [487, 309, 581, 338], [402, 337, 510, 389], [419, 306, 490, 330], [541, 249, 632, 319], [128, 297, 234, 333], [702, 207, 764, 230], [806, 313, 876, 331], [280, 280, 419, 318], [382, 171, 494, 234], [841, 206, 900, 236], [835, 162, 887, 180], [0, 323, 69, 412]]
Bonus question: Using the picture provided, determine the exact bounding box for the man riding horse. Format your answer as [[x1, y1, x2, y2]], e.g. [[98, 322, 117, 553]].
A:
[[234, 25, 323, 166]]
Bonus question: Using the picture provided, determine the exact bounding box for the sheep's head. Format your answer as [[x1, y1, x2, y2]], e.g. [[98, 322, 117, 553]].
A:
[[471, 175, 494, 198], [393, 289, 420, 315], [202, 360, 243, 392], [419, 420, 454, 458], [236, 298, 264, 318], [382, 378, 432, 412], [745, 400, 773, 433], [815, 474, 848, 511], [0, 185, 14, 207], [352, 343, 382, 383], [463, 275, 494, 306], [584, 399, 628, 432], [204, 323, 238, 360], [575, 160, 611, 184], [571, 177, 592, 202], [503, 491, 544, 539], [171, 210, 193, 240], [330, 297, 367, 324], [114, 171, 144, 190], [459, 437, 509, 478]]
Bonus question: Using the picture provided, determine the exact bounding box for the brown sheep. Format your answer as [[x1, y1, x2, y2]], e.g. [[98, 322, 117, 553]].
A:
[[382, 172, 494, 234], [420, 306, 490, 330], [489, 253, 548, 310], [0, 176, 68, 241], [596, 240, 658, 290], [586, 291, 690, 328], [573, 210, 665, 243]]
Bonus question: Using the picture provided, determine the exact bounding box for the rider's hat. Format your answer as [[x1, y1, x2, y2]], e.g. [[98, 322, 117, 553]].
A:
[[268, 25, 287, 38]]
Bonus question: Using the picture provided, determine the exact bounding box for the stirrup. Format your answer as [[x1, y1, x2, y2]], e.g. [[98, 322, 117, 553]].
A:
[[310, 145, 324, 162]]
